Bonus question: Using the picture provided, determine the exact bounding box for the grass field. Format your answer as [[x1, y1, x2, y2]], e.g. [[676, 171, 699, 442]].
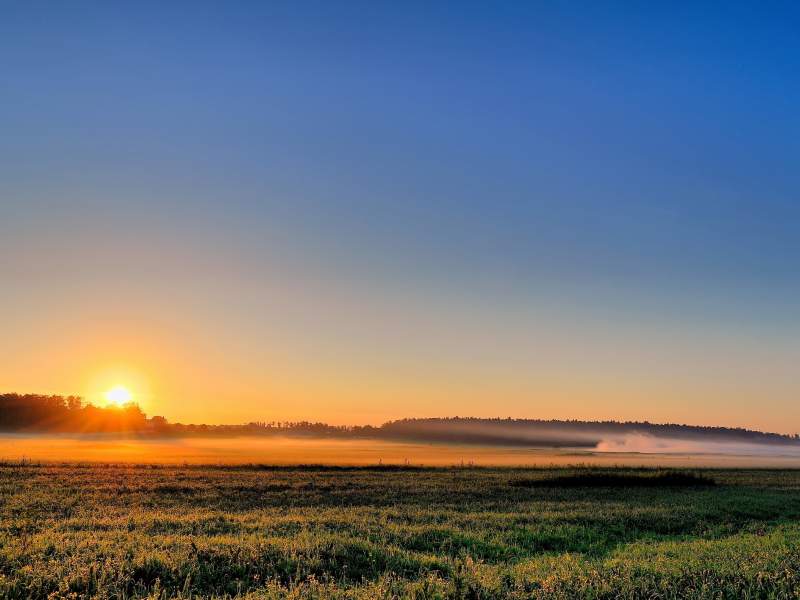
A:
[[3, 462, 800, 599]]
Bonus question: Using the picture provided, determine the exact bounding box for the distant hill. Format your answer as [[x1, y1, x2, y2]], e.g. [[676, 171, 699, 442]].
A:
[[374, 417, 800, 448]]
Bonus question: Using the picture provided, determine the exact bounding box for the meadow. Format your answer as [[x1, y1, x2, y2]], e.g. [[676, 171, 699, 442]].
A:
[[3, 463, 800, 599]]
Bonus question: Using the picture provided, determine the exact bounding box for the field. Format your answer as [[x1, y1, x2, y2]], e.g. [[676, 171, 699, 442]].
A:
[[3, 463, 800, 599]]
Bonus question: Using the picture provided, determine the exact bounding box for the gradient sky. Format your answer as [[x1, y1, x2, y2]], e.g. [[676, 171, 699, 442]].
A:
[[2, 1, 799, 432]]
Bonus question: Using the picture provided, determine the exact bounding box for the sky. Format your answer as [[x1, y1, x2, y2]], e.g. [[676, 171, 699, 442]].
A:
[[1, 1, 799, 432]]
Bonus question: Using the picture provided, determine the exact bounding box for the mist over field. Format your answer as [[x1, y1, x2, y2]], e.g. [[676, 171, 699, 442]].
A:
[[4, 433, 800, 468], [4, 395, 800, 466], [595, 434, 800, 457]]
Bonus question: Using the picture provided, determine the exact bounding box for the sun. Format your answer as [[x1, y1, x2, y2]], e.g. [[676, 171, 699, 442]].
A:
[[104, 386, 133, 405]]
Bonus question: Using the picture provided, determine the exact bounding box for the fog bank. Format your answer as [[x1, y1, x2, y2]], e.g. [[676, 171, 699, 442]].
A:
[[596, 434, 800, 457]]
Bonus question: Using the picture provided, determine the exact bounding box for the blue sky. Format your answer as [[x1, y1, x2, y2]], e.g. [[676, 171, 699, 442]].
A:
[[1, 1, 799, 429]]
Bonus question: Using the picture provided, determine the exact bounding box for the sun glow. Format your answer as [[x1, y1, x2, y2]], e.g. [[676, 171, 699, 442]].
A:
[[88, 365, 151, 409], [104, 386, 133, 405]]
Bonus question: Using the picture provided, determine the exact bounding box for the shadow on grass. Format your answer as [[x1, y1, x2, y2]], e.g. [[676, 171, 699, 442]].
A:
[[509, 469, 716, 488]]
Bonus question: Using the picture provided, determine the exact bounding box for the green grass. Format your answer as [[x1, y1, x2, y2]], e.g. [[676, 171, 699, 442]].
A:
[[2, 463, 800, 598]]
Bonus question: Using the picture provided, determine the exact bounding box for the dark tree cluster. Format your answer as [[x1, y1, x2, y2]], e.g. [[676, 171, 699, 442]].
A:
[[0, 393, 148, 433], [162, 420, 358, 438]]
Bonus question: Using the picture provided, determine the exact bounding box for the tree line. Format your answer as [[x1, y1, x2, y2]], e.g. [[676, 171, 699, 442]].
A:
[[376, 417, 800, 446], [0, 393, 147, 433], [1, 394, 798, 445]]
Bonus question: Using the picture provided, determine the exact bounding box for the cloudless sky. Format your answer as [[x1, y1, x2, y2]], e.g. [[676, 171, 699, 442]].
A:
[[2, 1, 799, 431]]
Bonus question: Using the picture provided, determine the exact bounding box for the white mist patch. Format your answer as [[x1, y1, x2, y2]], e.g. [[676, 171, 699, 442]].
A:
[[596, 434, 800, 456]]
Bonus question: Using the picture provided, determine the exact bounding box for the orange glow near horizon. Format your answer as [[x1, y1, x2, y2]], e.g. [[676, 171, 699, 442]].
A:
[[1, 291, 800, 434]]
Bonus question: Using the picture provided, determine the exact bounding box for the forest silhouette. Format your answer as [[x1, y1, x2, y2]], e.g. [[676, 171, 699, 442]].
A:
[[0, 393, 148, 434], [2, 393, 799, 447]]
